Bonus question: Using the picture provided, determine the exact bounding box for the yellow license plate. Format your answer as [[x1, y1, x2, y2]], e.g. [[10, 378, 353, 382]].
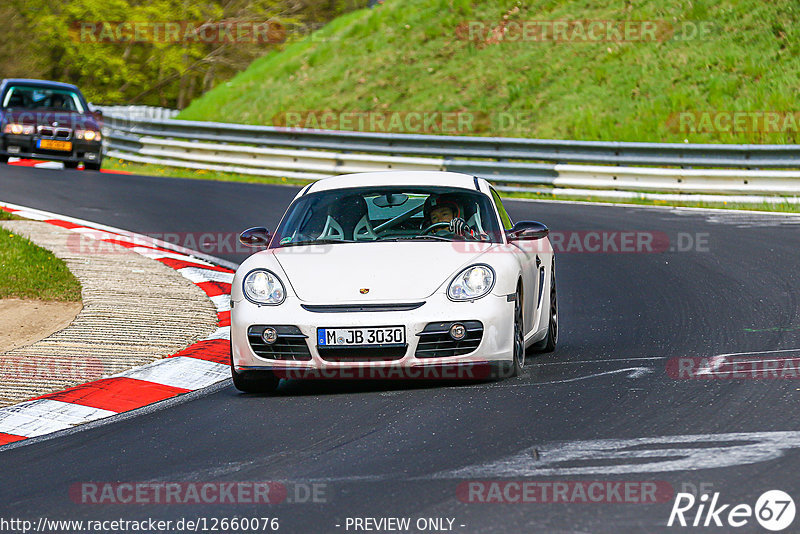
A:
[[39, 139, 72, 151]]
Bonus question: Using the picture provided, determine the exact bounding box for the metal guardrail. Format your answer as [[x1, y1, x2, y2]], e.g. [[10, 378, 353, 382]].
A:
[[97, 106, 800, 197], [96, 105, 179, 121]]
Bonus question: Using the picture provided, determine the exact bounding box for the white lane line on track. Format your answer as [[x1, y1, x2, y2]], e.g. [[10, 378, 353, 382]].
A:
[[506, 366, 654, 387], [535, 356, 667, 365], [113, 357, 230, 391], [714, 347, 800, 358], [696, 348, 800, 376], [0, 400, 116, 438], [432, 430, 800, 477], [403, 366, 656, 395]]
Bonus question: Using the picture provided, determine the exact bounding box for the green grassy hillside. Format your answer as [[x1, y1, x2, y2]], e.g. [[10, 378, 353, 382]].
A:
[[179, 0, 800, 144]]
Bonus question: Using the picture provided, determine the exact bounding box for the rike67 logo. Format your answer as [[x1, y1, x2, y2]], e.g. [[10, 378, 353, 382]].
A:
[[668, 490, 795, 531]]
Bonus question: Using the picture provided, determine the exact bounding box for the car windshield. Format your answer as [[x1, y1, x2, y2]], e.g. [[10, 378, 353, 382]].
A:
[[2, 86, 85, 113], [272, 186, 503, 246]]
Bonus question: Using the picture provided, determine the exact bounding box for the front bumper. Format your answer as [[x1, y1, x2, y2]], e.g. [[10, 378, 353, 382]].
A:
[[1, 134, 103, 164], [231, 292, 515, 378]]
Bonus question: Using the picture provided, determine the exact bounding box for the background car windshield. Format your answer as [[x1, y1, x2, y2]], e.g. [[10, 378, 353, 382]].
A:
[[2, 86, 84, 112], [272, 186, 502, 245]]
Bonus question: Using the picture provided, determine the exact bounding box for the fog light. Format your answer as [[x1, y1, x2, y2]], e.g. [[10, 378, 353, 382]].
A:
[[261, 327, 278, 345], [85, 152, 98, 160], [449, 323, 466, 341], [7, 146, 20, 154]]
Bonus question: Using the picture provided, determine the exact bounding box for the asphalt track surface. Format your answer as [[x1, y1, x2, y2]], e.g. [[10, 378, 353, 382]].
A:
[[2, 165, 800, 533]]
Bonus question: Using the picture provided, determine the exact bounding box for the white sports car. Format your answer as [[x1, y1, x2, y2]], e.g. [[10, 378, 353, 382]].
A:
[[230, 171, 557, 392]]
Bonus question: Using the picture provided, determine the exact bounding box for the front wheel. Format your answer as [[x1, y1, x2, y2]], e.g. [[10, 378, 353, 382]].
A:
[[231, 365, 280, 393], [230, 341, 280, 393], [84, 162, 102, 171], [64, 161, 79, 169], [499, 286, 525, 378], [532, 266, 558, 353]]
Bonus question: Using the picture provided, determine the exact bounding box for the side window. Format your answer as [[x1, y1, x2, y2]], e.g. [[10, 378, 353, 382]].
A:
[[491, 188, 513, 230]]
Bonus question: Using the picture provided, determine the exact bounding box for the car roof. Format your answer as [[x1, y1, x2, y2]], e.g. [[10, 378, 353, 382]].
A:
[[307, 171, 483, 194], [1, 79, 81, 92]]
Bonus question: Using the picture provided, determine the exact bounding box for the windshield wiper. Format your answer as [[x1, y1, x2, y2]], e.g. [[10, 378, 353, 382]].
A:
[[280, 238, 357, 247], [378, 235, 453, 242]]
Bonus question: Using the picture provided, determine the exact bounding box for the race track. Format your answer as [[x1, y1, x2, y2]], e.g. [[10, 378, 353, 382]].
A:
[[2, 165, 800, 533]]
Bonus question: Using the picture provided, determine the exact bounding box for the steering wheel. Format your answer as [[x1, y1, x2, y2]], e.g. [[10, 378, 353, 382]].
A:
[[419, 222, 451, 235]]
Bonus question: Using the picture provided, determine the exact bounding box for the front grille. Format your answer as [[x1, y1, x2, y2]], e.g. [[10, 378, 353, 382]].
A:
[[247, 325, 311, 361], [318, 345, 407, 362], [415, 321, 483, 358], [37, 126, 71, 139]]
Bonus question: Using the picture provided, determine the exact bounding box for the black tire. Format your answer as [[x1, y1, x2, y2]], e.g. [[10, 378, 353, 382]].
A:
[[230, 341, 280, 393], [84, 162, 102, 171], [507, 285, 525, 377], [63, 161, 79, 169], [0, 155, 8, 163], [532, 266, 558, 353]]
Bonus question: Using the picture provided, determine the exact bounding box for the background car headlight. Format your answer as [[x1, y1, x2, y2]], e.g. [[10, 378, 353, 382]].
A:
[[448, 264, 495, 301], [243, 269, 286, 305], [75, 129, 101, 141], [3, 123, 34, 135]]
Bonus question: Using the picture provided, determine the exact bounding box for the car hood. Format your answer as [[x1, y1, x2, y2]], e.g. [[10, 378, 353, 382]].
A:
[[273, 241, 492, 302], [3, 110, 99, 130]]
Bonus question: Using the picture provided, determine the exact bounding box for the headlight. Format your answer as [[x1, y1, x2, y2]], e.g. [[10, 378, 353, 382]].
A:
[[75, 130, 101, 141], [448, 264, 495, 301], [243, 269, 285, 305], [3, 123, 34, 135]]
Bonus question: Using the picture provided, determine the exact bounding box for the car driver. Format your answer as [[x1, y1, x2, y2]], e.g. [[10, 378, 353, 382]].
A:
[[423, 195, 484, 239]]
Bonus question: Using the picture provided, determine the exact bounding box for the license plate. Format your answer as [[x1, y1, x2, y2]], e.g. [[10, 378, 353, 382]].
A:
[[38, 139, 72, 151], [318, 326, 405, 346]]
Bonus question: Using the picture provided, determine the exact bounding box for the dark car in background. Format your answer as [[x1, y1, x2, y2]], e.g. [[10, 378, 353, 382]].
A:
[[0, 79, 103, 170]]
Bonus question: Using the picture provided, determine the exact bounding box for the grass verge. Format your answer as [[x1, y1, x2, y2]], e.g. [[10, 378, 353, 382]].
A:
[[178, 0, 800, 145], [0, 213, 82, 301]]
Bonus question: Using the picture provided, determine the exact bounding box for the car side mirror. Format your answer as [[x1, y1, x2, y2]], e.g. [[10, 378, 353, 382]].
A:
[[506, 221, 549, 241], [239, 227, 271, 247]]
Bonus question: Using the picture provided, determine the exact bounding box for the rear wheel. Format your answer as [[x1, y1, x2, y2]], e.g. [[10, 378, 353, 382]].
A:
[[230, 341, 280, 393], [532, 266, 558, 353]]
